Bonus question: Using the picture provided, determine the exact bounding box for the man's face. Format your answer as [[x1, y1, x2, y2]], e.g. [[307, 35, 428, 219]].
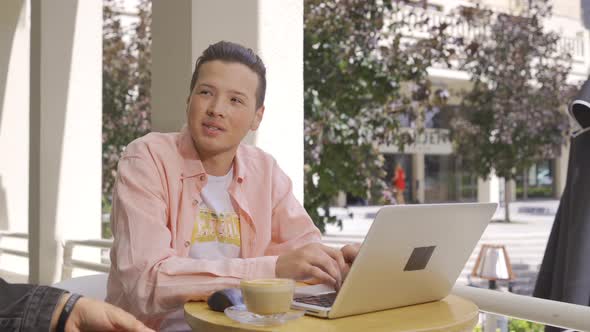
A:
[[187, 60, 264, 158]]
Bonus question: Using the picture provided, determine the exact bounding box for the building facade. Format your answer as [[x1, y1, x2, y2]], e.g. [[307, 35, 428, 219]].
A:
[[374, 0, 590, 206]]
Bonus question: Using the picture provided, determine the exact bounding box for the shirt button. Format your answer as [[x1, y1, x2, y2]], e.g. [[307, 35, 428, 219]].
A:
[[192, 199, 198, 206], [184, 241, 190, 247], [237, 178, 243, 184]]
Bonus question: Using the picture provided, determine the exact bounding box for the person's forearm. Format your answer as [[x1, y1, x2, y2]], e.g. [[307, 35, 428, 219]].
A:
[[110, 255, 279, 320], [49, 293, 71, 332], [0, 278, 67, 332]]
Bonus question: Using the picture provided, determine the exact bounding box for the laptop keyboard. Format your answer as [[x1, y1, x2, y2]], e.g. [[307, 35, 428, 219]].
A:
[[295, 292, 337, 308]]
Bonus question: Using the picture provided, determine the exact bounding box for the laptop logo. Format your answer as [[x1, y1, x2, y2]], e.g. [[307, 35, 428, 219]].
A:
[[404, 246, 436, 271]]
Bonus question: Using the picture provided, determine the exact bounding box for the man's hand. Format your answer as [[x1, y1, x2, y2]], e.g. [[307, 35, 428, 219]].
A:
[[340, 243, 361, 280], [276, 243, 347, 289], [51, 294, 154, 332], [341, 243, 361, 265]]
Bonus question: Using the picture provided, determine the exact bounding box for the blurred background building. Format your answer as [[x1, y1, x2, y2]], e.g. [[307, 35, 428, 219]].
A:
[[374, 0, 589, 206]]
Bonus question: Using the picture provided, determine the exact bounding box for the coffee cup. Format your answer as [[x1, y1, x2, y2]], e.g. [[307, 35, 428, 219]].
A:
[[240, 278, 295, 315]]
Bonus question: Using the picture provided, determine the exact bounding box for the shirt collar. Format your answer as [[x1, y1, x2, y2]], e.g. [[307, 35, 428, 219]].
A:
[[177, 125, 246, 183]]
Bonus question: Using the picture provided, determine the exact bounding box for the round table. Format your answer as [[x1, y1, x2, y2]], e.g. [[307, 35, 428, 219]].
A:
[[184, 295, 479, 332]]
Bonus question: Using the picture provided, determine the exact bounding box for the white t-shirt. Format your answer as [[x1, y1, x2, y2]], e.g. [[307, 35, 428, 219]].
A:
[[188, 168, 241, 259], [160, 168, 241, 332]]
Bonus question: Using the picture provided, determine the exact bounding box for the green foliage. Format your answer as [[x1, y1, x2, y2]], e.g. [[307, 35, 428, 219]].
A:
[[508, 319, 545, 332], [102, 0, 151, 215], [451, 1, 574, 185], [472, 318, 545, 332], [303, 0, 454, 232], [516, 186, 553, 198]]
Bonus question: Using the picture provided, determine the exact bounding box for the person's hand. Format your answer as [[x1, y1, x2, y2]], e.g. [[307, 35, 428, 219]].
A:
[[341, 243, 361, 265], [276, 243, 347, 289], [340, 243, 361, 280], [52, 294, 154, 332]]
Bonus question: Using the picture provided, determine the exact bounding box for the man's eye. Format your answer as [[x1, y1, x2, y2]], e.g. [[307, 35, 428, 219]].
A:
[[199, 90, 211, 95], [231, 97, 243, 104]]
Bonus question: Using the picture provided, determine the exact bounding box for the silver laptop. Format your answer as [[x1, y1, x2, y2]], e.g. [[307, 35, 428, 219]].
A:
[[292, 202, 497, 318]]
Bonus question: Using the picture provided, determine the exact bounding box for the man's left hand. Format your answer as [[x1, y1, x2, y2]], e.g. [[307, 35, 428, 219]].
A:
[[340, 243, 361, 264], [340, 243, 361, 280]]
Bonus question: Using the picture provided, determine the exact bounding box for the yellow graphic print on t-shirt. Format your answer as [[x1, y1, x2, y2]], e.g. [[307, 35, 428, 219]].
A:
[[191, 207, 241, 247]]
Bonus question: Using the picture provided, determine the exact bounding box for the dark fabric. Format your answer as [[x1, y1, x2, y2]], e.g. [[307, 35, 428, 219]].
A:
[[572, 104, 590, 128], [0, 278, 67, 332], [533, 130, 590, 332], [571, 79, 590, 129]]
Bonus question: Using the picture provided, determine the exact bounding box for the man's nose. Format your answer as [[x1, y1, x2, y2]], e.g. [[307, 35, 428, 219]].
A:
[[207, 97, 226, 117]]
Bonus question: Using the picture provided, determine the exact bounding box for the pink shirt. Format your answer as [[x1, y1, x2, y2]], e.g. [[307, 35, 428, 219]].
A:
[[106, 127, 321, 328]]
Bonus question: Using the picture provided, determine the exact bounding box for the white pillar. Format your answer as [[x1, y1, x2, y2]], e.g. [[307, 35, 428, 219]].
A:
[[254, 0, 304, 201], [152, 0, 305, 202], [151, 0, 192, 133], [412, 153, 425, 203], [29, 0, 102, 284], [508, 179, 516, 202], [0, 0, 29, 277], [478, 171, 501, 203]]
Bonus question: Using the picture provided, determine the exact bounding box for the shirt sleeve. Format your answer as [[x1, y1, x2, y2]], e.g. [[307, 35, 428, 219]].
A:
[[265, 159, 322, 256], [108, 153, 280, 322], [0, 278, 66, 332]]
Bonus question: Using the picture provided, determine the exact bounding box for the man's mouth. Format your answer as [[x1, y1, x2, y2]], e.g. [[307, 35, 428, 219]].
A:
[[202, 122, 225, 135], [204, 124, 223, 131]]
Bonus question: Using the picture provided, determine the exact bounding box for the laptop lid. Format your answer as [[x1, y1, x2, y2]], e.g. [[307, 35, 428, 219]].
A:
[[327, 202, 497, 318]]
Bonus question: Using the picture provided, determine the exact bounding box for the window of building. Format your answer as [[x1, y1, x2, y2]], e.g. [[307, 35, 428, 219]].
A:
[[516, 160, 555, 199]]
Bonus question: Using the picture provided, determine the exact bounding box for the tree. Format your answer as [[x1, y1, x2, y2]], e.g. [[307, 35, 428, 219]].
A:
[[304, 0, 455, 232], [450, 1, 574, 222], [102, 0, 151, 216]]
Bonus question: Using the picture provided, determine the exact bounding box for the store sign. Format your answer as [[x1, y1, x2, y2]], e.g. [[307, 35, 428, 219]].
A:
[[380, 128, 453, 155]]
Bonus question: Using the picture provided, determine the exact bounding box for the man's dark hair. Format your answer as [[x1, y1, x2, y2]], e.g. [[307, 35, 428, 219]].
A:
[[190, 41, 266, 108]]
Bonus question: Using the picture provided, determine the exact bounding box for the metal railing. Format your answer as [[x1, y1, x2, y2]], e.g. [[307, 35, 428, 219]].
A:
[[0, 232, 113, 280], [0, 232, 28, 258], [453, 284, 590, 331], [61, 239, 112, 280]]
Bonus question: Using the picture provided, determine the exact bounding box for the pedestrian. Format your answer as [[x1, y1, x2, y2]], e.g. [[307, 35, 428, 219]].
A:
[[392, 163, 406, 204]]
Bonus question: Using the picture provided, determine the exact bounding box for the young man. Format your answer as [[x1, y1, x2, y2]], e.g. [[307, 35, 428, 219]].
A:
[[106, 41, 359, 330]]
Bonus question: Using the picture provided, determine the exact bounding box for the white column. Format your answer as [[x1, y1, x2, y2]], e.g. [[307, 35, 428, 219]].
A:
[[29, 0, 102, 284], [254, 0, 304, 201], [478, 171, 501, 203], [0, 0, 29, 277], [412, 153, 425, 203], [151, 0, 192, 133], [508, 179, 516, 202], [152, 0, 305, 202]]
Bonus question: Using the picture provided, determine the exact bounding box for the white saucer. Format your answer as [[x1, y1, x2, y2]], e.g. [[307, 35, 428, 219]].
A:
[[224, 304, 305, 326]]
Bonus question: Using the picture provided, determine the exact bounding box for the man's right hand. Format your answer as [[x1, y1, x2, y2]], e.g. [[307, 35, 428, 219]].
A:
[[275, 243, 348, 289], [56, 295, 154, 332]]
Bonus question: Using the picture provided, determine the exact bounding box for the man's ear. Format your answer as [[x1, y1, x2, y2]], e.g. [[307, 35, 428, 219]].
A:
[[250, 105, 265, 131]]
